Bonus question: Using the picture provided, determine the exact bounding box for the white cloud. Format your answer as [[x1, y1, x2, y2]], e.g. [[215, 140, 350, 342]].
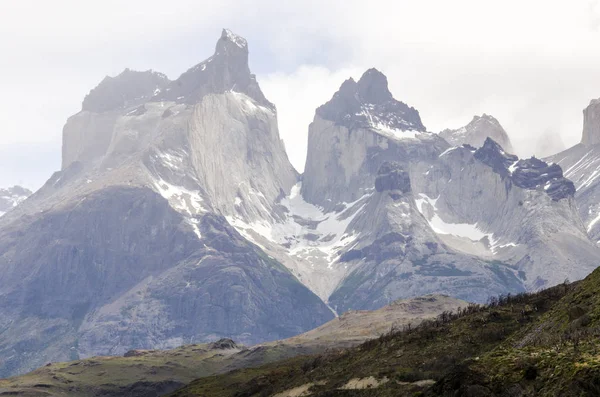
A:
[[260, 66, 362, 171]]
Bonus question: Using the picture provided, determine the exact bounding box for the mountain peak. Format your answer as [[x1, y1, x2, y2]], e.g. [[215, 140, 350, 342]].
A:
[[357, 68, 393, 104], [440, 114, 514, 153], [474, 137, 518, 177], [315, 68, 425, 132], [581, 98, 600, 146], [159, 28, 272, 108], [219, 29, 248, 50]]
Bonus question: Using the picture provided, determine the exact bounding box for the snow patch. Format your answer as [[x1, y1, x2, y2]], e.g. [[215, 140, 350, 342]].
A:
[[372, 122, 421, 140], [415, 193, 518, 254], [587, 211, 600, 232], [153, 178, 208, 216], [230, 91, 271, 115], [439, 147, 458, 157], [227, 183, 370, 267], [222, 29, 247, 48]]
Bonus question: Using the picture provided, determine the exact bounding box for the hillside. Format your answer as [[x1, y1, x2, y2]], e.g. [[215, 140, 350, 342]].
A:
[[0, 296, 463, 396], [167, 269, 600, 396]]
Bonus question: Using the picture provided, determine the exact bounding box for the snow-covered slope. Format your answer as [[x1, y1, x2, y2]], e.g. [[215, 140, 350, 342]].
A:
[[439, 114, 514, 153]]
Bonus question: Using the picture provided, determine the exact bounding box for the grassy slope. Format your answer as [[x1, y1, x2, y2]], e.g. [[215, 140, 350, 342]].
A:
[[0, 343, 307, 397], [0, 296, 463, 397], [453, 268, 600, 396], [169, 281, 576, 396]]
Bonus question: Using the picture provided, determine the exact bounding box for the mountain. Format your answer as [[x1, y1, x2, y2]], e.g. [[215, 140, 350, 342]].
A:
[[1, 29, 599, 379], [0, 29, 332, 378], [439, 114, 514, 153], [227, 67, 598, 314], [547, 98, 600, 243], [236, 68, 596, 312], [0, 185, 31, 216], [0, 295, 466, 397]]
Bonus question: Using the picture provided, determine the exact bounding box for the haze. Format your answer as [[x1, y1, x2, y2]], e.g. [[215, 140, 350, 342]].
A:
[[1, 0, 600, 189]]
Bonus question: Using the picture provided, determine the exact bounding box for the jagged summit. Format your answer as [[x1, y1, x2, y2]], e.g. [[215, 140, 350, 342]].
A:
[[316, 68, 426, 133], [473, 138, 574, 201], [219, 28, 248, 49], [581, 98, 600, 146], [159, 28, 271, 108], [473, 137, 518, 178], [81, 29, 271, 113], [440, 114, 514, 153], [356, 68, 394, 104]]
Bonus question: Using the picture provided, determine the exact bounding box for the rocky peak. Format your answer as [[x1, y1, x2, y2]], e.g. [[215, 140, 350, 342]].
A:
[[511, 158, 575, 201], [356, 68, 394, 104], [440, 114, 514, 153], [217, 28, 248, 52], [82, 69, 170, 113], [160, 29, 272, 108], [375, 162, 411, 193], [473, 138, 574, 201], [581, 98, 600, 146], [474, 138, 518, 178], [209, 338, 239, 350], [315, 68, 425, 132]]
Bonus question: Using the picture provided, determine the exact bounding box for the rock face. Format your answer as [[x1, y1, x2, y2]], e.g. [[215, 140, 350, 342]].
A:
[[581, 98, 600, 146], [302, 68, 440, 210], [374, 162, 411, 193], [0, 30, 331, 378], [547, 98, 600, 242], [440, 114, 514, 153], [0, 185, 31, 216]]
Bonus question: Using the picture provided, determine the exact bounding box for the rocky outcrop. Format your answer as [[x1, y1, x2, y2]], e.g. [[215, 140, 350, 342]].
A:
[[473, 138, 518, 177], [374, 162, 411, 193], [581, 98, 600, 146], [473, 138, 574, 201], [0, 185, 31, 216], [440, 114, 514, 153], [511, 157, 575, 201]]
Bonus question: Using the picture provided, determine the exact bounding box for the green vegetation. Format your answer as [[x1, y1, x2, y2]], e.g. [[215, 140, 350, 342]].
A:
[[169, 280, 578, 396]]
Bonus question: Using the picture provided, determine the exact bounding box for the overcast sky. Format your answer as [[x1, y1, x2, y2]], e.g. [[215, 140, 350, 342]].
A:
[[2, 0, 600, 189]]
